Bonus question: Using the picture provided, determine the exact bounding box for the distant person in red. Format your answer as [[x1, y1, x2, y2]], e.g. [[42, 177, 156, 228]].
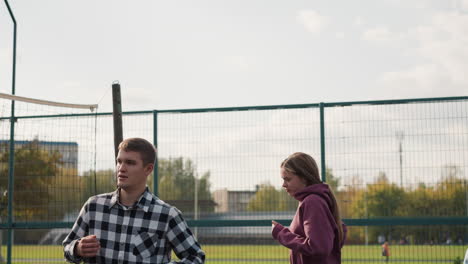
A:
[[382, 241, 390, 262], [271, 152, 346, 264]]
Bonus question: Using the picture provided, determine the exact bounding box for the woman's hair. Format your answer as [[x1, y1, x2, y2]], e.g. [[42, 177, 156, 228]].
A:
[[281, 152, 344, 244]]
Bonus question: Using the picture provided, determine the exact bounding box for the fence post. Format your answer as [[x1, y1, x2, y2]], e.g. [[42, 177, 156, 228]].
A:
[[4, 1, 17, 263], [153, 110, 158, 196], [319, 102, 326, 182], [0, 226, 3, 264]]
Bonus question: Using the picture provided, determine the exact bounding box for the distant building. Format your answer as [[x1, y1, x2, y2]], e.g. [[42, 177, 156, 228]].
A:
[[0, 139, 78, 169], [213, 189, 256, 212]]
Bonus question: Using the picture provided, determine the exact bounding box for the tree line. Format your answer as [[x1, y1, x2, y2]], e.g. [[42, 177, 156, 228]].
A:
[[0, 140, 465, 245], [247, 167, 467, 245], [0, 140, 214, 243]]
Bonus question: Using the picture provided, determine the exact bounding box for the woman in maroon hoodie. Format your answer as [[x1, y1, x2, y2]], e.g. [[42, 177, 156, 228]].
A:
[[272, 152, 346, 264]]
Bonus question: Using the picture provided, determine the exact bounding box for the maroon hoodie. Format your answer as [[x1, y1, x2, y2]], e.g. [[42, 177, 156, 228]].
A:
[[272, 184, 346, 264]]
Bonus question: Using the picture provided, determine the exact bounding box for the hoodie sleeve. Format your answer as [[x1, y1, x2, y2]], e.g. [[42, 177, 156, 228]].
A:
[[272, 195, 336, 257], [341, 222, 347, 248]]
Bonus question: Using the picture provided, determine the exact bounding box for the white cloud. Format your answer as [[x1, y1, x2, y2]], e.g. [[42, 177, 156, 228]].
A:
[[0, 48, 9, 60], [362, 26, 402, 44], [60, 81, 81, 89], [335, 32, 345, 39], [354, 16, 365, 26], [296, 10, 329, 34], [380, 63, 450, 94], [382, 0, 431, 9], [223, 55, 253, 71], [124, 87, 156, 107], [379, 11, 468, 95], [462, 0, 468, 11], [414, 12, 468, 84]]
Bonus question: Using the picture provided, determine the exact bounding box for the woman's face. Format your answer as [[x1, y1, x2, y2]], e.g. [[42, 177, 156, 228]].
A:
[[281, 168, 307, 196]]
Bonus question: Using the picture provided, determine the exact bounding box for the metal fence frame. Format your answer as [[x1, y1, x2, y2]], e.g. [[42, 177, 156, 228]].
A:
[[1, 95, 468, 262]]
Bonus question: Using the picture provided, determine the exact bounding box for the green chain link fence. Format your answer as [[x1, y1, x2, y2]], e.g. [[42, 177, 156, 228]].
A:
[[0, 96, 467, 263]]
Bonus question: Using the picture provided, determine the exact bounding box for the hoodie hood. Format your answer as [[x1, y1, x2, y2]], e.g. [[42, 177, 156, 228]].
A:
[[274, 182, 346, 263], [293, 183, 333, 207]]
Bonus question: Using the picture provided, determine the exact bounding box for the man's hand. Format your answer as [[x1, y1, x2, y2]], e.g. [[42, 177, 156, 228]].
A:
[[75, 235, 100, 257]]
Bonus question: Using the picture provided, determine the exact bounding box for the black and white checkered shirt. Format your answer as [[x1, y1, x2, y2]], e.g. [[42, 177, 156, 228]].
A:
[[63, 188, 205, 264]]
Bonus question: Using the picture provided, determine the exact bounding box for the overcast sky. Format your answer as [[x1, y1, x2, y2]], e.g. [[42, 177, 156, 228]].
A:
[[1, 0, 467, 113], [1, 0, 468, 192]]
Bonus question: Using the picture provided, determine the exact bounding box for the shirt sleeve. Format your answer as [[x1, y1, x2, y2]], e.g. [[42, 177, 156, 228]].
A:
[[62, 198, 91, 263], [272, 196, 336, 257], [166, 207, 205, 264]]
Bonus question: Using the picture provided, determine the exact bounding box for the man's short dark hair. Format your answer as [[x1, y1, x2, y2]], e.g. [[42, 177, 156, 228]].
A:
[[118, 138, 156, 166]]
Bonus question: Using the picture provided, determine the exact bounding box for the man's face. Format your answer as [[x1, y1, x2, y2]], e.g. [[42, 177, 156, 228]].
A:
[[116, 150, 153, 191]]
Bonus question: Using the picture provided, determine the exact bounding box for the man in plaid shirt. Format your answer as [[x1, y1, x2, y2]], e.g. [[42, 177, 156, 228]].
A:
[[63, 138, 205, 264]]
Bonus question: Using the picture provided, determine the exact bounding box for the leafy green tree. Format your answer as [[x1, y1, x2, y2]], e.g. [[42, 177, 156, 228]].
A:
[[0, 140, 82, 245], [81, 169, 116, 200], [366, 172, 406, 242], [47, 166, 83, 220], [76, 158, 215, 214], [247, 183, 297, 212], [348, 172, 406, 243], [331, 166, 468, 244], [325, 168, 340, 193], [341, 175, 367, 243], [339, 174, 364, 220], [278, 189, 299, 211], [325, 168, 350, 219], [247, 183, 280, 211], [435, 165, 466, 217], [366, 172, 406, 217], [247, 167, 341, 212], [157, 157, 214, 213], [0, 140, 62, 221], [398, 166, 467, 244]]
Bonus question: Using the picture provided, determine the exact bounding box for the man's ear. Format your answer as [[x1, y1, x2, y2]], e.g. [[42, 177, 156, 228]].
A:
[[144, 163, 154, 175]]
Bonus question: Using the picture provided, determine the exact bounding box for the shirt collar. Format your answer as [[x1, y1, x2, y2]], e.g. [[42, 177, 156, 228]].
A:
[[109, 187, 153, 212]]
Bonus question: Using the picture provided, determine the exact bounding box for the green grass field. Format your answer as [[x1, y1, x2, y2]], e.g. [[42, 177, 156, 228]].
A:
[[1, 244, 466, 263]]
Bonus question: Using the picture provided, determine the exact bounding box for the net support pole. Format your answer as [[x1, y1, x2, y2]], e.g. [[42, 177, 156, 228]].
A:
[[112, 82, 123, 159]]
